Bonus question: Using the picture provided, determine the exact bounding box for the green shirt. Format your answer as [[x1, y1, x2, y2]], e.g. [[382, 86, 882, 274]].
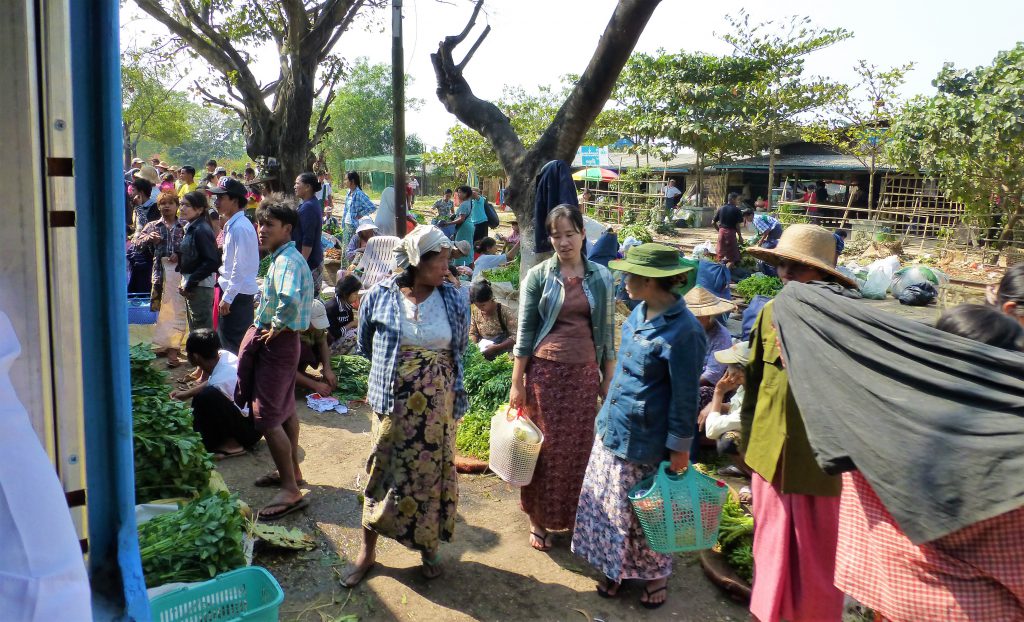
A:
[[740, 301, 841, 497]]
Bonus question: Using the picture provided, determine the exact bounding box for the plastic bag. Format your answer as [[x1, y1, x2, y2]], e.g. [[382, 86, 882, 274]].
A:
[[890, 265, 949, 299], [691, 241, 715, 262], [860, 255, 900, 300], [897, 282, 938, 306]]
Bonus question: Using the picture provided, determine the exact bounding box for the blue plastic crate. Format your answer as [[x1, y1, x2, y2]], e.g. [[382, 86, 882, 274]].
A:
[[149, 566, 284, 622], [127, 293, 159, 325]]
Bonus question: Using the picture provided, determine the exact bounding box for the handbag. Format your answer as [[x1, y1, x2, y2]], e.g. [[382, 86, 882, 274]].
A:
[[484, 200, 500, 229], [488, 405, 543, 486], [628, 462, 728, 553]]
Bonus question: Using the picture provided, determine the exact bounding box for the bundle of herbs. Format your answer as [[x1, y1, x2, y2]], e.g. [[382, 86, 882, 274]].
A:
[[137, 491, 246, 586], [482, 256, 521, 288], [455, 344, 515, 460], [734, 273, 783, 303], [133, 395, 214, 502], [718, 496, 754, 582], [618, 224, 654, 244], [330, 354, 372, 402]]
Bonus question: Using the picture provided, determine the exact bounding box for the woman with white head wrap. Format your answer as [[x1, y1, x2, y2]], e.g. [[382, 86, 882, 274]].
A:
[[342, 225, 471, 587]]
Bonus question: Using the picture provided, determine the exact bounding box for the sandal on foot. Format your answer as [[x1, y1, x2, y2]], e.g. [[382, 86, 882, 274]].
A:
[[738, 485, 753, 505], [529, 531, 552, 552], [421, 553, 443, 580], [340, 561, 376, 588], [596, 579, 620, 599], [212, 448, 247, 461], [258, 497, 309, 521], [640, 585, 667, 610], [254, 472, 307, 487]]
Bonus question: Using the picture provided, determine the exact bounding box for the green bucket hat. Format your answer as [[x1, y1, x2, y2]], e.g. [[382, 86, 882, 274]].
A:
[[608, 243, 692, 278]]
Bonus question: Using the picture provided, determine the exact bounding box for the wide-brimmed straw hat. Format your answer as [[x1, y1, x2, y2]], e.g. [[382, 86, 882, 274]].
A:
[[133, 165, 160, 185], [745, 223, 857, 288], [608, 243, 692, 278], [684, 286, 737, 317]]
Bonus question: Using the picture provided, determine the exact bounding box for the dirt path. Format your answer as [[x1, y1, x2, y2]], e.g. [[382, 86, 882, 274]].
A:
[[213, 397, 748, 622]]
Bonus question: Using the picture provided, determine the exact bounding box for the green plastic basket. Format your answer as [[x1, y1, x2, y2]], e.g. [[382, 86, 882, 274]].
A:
[[628, 462, 729, 553], [149, 566, 284, 622]]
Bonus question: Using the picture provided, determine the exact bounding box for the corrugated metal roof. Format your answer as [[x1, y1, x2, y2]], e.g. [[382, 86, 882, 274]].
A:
[[712, 154, 896, 173]]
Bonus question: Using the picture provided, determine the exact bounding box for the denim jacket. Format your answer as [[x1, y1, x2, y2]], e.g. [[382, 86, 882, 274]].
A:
[[513, 255, 616, 368], [596, 297, 706, 465]]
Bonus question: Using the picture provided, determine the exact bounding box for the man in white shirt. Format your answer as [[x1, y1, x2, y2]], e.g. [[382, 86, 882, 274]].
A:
[[663, 179, 683, 221], [210, 177, 260, 353], [315, 171, 333, 214], [170, 329, 259, 458]]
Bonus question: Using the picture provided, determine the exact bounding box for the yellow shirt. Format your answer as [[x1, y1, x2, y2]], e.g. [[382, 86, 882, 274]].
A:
[[177, 181, 198, 198]]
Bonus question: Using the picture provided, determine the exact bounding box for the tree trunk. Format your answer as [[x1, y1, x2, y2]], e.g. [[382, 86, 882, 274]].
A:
[[695, 151, 704, 208], [866, 151, 876, 218], [766, 140, 777, 211], [123, 126, 133, 170]]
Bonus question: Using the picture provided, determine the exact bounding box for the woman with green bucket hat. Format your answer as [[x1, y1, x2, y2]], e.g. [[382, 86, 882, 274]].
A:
[[571, 243, 707, 610]]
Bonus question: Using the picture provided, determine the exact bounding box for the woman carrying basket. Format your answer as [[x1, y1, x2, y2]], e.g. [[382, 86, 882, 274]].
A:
[[341, 225, 470, 587], [571, 243, 705, 610], [510, 205, 616, 553]]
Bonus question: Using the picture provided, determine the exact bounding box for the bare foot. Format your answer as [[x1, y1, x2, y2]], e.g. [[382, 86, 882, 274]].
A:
[[341, 549, 376, 587]]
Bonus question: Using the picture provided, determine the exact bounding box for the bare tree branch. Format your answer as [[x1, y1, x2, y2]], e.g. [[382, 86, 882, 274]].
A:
[[455, 25, 490, 72], [194, 80, 245, 116]]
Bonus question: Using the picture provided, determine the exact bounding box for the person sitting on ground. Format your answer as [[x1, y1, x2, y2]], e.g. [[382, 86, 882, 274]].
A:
[[346, 220, 378, 265], [991, 263, 1024, 326], [468, 280, 517, 360], [295, 299, 339, 396], [698, 341, 753, 500], [472, 236, 519, 280], [587, 226, 620, 269], [169, 329, 260, 459], [325, 275, 362, 355], [833, 229, 848, 260]]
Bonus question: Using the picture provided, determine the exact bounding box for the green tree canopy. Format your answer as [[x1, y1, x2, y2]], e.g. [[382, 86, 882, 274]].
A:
[[320, 58, 423, 173], [121, 53, 192, 167], [889, 44, 1024, 247], [720, 11, 851, 195], [166, 104, 247, 170]]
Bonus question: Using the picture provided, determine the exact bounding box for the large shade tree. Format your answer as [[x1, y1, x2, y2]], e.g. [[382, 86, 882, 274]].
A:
[[121, 53, 192, 168], [133, 0, 382, 190], [431, 0, 662, 269], [889, 44, 1024, 249]]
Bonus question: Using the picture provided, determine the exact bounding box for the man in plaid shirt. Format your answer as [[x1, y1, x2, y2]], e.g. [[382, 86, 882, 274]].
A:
[[234, 195, 313, 520]]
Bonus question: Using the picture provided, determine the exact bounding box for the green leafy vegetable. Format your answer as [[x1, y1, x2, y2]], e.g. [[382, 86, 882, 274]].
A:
[[133, 395, 215, 502], [618, 224, 653, 244], [455, 410, 491, 460], [257, 254, 273, 278], [734, 273, 783, 303], [718, 495, 754, 582], [455, 343, 515, 460], [482, 256, 521, 288], [330, 355, 372, 402], [138, 491, 246, 586]]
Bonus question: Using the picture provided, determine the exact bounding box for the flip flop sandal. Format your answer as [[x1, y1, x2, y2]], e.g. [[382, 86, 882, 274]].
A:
[[258, 496, 310, 521], [596, 579, 621, 599], [421, 553, 443, 580], [640, 585, 667, 610], [529, 531, 552, 552], [212, 448, 247, 461], [254, 472, 308, 487]]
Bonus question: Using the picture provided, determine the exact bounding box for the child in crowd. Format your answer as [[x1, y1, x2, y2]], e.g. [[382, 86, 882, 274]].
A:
[[295, 299, 338, 396], [326, 274, 362, 354], [170, 329, 259, 459]]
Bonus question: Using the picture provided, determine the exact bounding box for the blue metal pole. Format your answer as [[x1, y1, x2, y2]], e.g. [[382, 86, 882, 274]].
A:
[[68, 1, 149, 619]]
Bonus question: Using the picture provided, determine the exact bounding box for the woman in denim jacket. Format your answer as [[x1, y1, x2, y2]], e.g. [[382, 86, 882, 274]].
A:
[[571, 243, 705, 610], [510, 205, 616, 552]]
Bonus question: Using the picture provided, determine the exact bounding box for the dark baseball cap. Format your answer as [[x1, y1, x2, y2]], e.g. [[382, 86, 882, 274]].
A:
[[208, 176, 248, 198]]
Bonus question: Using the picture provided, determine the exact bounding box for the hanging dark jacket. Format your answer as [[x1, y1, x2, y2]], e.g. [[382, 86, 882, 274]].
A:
[[533, 160, 579, 253]]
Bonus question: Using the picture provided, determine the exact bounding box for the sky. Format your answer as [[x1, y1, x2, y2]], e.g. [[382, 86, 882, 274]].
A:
[[121, 0, 1024, 150]]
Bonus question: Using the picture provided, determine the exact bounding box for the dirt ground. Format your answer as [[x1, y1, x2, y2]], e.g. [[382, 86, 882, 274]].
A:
[[207, 392, 749, 622]]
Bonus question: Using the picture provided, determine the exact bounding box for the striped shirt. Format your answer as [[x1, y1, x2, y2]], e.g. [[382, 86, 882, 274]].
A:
[[358, 277, 471, 419], [255, 241, 313, 331]]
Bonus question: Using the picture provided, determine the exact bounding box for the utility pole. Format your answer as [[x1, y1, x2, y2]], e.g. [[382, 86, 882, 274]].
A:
[[392, 0, 407, 238]]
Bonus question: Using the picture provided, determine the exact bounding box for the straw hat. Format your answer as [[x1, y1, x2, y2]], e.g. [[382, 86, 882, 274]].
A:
[[608, 243, 692, 278], [133, 165, 160, 185], [745, 223, 857, 288], [684, 286, 737, 317]]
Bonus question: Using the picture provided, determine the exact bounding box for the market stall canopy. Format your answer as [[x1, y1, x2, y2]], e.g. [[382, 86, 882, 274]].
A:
[[572, 167, 619, 182]]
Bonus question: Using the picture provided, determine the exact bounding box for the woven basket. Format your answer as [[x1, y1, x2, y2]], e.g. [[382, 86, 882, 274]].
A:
[[488, 408, 543, 486]]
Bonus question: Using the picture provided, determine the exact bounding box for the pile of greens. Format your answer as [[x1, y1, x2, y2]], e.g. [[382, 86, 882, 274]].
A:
[[138, 491, 246, 586], [482, 256, 521, 288], [257, 254, 273, 278], [330, 354, 372, 402], [130, 343, 214, 502], [718, 496, 754, 582], [133, 395, 215, 502], [455, 343, 514, 460], [618, 224, 653, 244], [735, 274, 783, 303]]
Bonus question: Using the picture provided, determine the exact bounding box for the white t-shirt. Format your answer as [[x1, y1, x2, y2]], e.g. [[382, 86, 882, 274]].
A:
[[705, 386, 744, 440], [409, 178, 419, 191], [664, 185, 682, 199], [207, 350, 240, 402], [472, 253, 508, 280], [399, 289, 453, 350], [316, 182, 332, 203]]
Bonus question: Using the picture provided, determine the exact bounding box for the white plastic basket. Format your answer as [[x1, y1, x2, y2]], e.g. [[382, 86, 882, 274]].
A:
[[488, 408, 544, 486]]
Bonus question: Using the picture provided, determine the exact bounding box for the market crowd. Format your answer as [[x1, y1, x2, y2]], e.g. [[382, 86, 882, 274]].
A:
[[123, 156, 1024, 621]]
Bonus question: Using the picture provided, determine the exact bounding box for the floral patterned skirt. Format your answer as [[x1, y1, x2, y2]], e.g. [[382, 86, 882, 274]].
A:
[[520, 357, 600, 530], [362, 347, 458, 552], [572, 437, 673, 582]]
